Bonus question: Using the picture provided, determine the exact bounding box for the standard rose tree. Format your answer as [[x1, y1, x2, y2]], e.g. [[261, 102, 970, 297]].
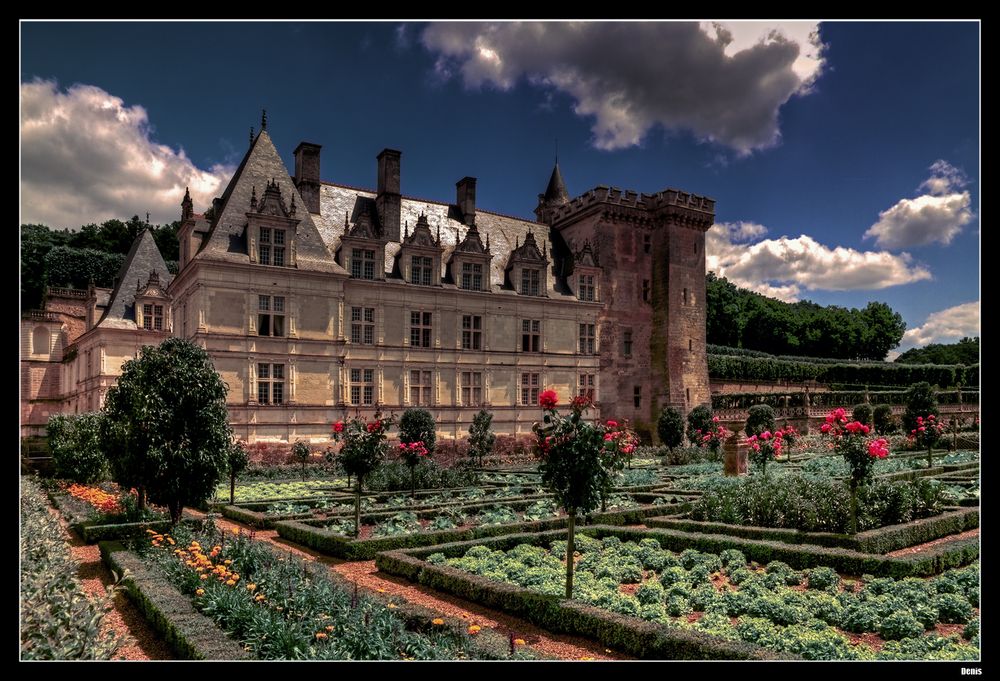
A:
[[534, 390, 636, 598], [909, 414, 944, 469], [821, 407, 890, 534], [331, 413, 396, 537]]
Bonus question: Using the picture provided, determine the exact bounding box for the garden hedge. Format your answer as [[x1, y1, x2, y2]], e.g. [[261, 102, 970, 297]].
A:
[[99, 541, 249, 660], [275, 501, 693, 561], [707, 354, 973, 388], [47, 490, 172, 544], [646, 507, 979, 554]]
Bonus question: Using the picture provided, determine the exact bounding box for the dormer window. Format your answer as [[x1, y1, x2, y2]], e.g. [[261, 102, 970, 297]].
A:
[[352, 248, 376, 279], [142, 304, 164, 331], [461, 262, 483, 291], [578, 275, 595, 302], [411, 255, 434, 286], [259, 227, 287, 266], [521, 268, 541, 296]]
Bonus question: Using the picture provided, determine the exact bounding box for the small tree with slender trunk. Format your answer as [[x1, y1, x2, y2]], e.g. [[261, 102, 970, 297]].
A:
[[227, 440, 250, 505], [292, 440, 310, 481], [398, 409, 436, 497], [331, 413, 395, 537], [908, 414, 944, 468], [657, 406, 685, 459], [467, 409, 496, 469], [534, 389, 636, 599]]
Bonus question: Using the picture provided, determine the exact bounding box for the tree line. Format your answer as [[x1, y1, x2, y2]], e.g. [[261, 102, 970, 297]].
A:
[[21, 219, 180, 311], [705, 272, 907, 361], [896, 337, 979, 365]]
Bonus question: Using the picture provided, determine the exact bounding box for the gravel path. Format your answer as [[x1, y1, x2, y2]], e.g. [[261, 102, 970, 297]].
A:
[[51, 508, 173, 660], [885, 528, 980, 557], [187, 509, 629, 660]]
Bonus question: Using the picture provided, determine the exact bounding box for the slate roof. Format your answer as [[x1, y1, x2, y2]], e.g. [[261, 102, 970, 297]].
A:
[[543, 162, 570, 204], [97, 228, 173, 329]]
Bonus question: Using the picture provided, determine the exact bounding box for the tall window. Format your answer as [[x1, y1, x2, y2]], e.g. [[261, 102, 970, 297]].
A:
[[409, 370, 433, 405], [350, 368, 374, 406], [461, 371, 483, 406], [520, 268, 540, 296], [259, 227, 286, 266], [462, 315, 482, 350], [461, 262, 484, 291], [623, 329, 633, 357], [643, 234, 651, 254], [633, 385, 641, 409], [521, 319, 541, 352], [257, 295, 285, 337], [579, 374, 596, 401], [257, 363, 285, 405], [578, 274, 595, 301], [351, 248, 376, 280], [410, 255, 433, 286], [683, 288, 689, 305], [351, 307, 375, 344], [410, 311, 433, 348], [520, 373, 540, 405], [579, 323, 595, 354], [142, 303, 164, 331], [642, 280, 650, 302]]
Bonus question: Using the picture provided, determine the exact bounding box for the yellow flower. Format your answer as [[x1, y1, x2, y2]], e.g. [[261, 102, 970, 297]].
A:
[[232, 574, 240, 580], [514, 639, 526, 646], [468, 625, 481, 635], [431, 618, 444, 626], [146, 529, 157, 535], [255, 593, 266, 602], [167, 537, 175, 545], [195, 588, 205, 596], [231, 527, 240, 535], [246, 583, 257, 591], [200, 574, 209, 580], [387, 603, 397, 609], [224, 560, 232, 565], [225, 579, 236, 586], [579, 657, 595, 661]]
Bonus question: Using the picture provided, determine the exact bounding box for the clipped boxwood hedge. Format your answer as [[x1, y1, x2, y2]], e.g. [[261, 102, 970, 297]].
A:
[[47, 490, 173, 544], [276, 501, 692, 560], [646, 507, 978, 554], [99, 541, 249, 660]]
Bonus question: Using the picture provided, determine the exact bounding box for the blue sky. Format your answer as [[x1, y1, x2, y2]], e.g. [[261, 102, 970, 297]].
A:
[[20, 21, 980, 352]]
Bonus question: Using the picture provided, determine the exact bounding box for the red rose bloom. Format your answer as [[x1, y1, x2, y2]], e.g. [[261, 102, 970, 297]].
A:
[[539, 389, 558, 410]]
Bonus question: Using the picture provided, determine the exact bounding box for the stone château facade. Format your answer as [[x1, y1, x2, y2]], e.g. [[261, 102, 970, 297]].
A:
[[21, 118, 715, 443]]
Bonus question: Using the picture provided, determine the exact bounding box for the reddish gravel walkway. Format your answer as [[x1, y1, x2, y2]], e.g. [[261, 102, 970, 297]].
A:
[[187, 509, 629, 660], [886, 529, 980, 557], [50, 507, 173, 660]]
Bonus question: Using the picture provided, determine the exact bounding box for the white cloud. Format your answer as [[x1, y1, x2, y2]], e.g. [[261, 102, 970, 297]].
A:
[[421, 21, 826, 154], [20, 80, 233, 229], [707, 221, 933, 302], [863, 160, 974, 250], [901, 301, 980, 348]]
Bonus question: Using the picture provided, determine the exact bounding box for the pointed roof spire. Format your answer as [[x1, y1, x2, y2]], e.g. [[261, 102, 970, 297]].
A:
[[261, 109, 267, 131], [181, 187, 193, 221], [543, 161, 570, 205], [250, 185, 258, 211], [344, 211, 350, 228], [404, 220, 410, 239]]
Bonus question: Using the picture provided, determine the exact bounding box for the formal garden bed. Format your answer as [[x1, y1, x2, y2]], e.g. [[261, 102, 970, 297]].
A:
[[45, 482, 172, 544], [102, 522, 536, 660], [375, 526, 979, 660]]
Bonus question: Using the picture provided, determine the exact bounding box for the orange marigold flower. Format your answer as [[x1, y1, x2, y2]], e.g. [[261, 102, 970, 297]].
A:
[[246, 583, 257, 591], [231, 527, 240, 535], [514, 639, 526, 646], [255, 594, 266, 602], [468, 625, 481, 635], [225, 579, 236, 586], [195, 588, 205, 596], [432, 618, 445, 626], [325, 625, 334, 632], [224, 560, 232, 565], [200, 574, 209, 580], [315, 632, 328, 640], [146, 529, 157, 535], [387, 603, 397, 609]]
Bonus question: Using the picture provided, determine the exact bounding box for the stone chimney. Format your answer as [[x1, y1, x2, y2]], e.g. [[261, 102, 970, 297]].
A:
[[376, 148, 402, 241], [293, 142, 322, 214], [456, 176, 476, 226]]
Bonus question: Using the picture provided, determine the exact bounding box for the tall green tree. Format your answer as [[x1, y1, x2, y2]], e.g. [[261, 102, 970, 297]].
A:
[[101, 338, 232, 524]]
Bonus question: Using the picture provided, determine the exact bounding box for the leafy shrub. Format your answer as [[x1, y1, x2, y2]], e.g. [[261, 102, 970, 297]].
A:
[[873, 404, 896, 435], [963, 618, 979, 641], [745, 404, 776, 437], [807, 567, 839, 591], [878, 611, 925, 641], [666, 594, 691, 617], [852, 404, 874, 426], [47, 413, 109, 483], [728, 568, 754, 586], [635, 580, 666, 605], [936, 593, 973, 624], [735, 617, 781, 647], [776, 622, 856, 660], [840, 602, 879, 633], [467, 410, 496, 467], [686, 405, 714, 445], [903, 382, 939, 433], [657, 407, 685, 452], [720, 549, 746, 569], [659, 566, 688, 588], [398, 409, 437, 454]]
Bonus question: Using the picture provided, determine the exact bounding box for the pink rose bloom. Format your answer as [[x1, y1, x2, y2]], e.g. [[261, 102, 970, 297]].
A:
[[821, 423, 832, 434], [760, 431, 771, 440]]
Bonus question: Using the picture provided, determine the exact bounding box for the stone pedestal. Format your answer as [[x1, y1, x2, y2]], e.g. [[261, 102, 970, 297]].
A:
[[723, 435, 747, 476]]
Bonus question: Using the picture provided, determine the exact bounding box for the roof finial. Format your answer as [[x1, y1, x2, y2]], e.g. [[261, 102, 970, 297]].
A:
[[404, 220, 409, 239], [436, 224, 441, 245], [344, 211, 349, 227], [515, 236, 519, 249], [145, 212, 151, 228], [289, 193, 296, 217], [261, 109, 267, 131], [250, 185, 257, 210], [485, 232, 491, 252], [249, 126, 254, 147]]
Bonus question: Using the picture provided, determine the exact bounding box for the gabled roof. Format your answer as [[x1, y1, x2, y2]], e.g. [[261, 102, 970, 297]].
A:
[[97, 228, 173, 329], [197, 130, 344, 274]]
